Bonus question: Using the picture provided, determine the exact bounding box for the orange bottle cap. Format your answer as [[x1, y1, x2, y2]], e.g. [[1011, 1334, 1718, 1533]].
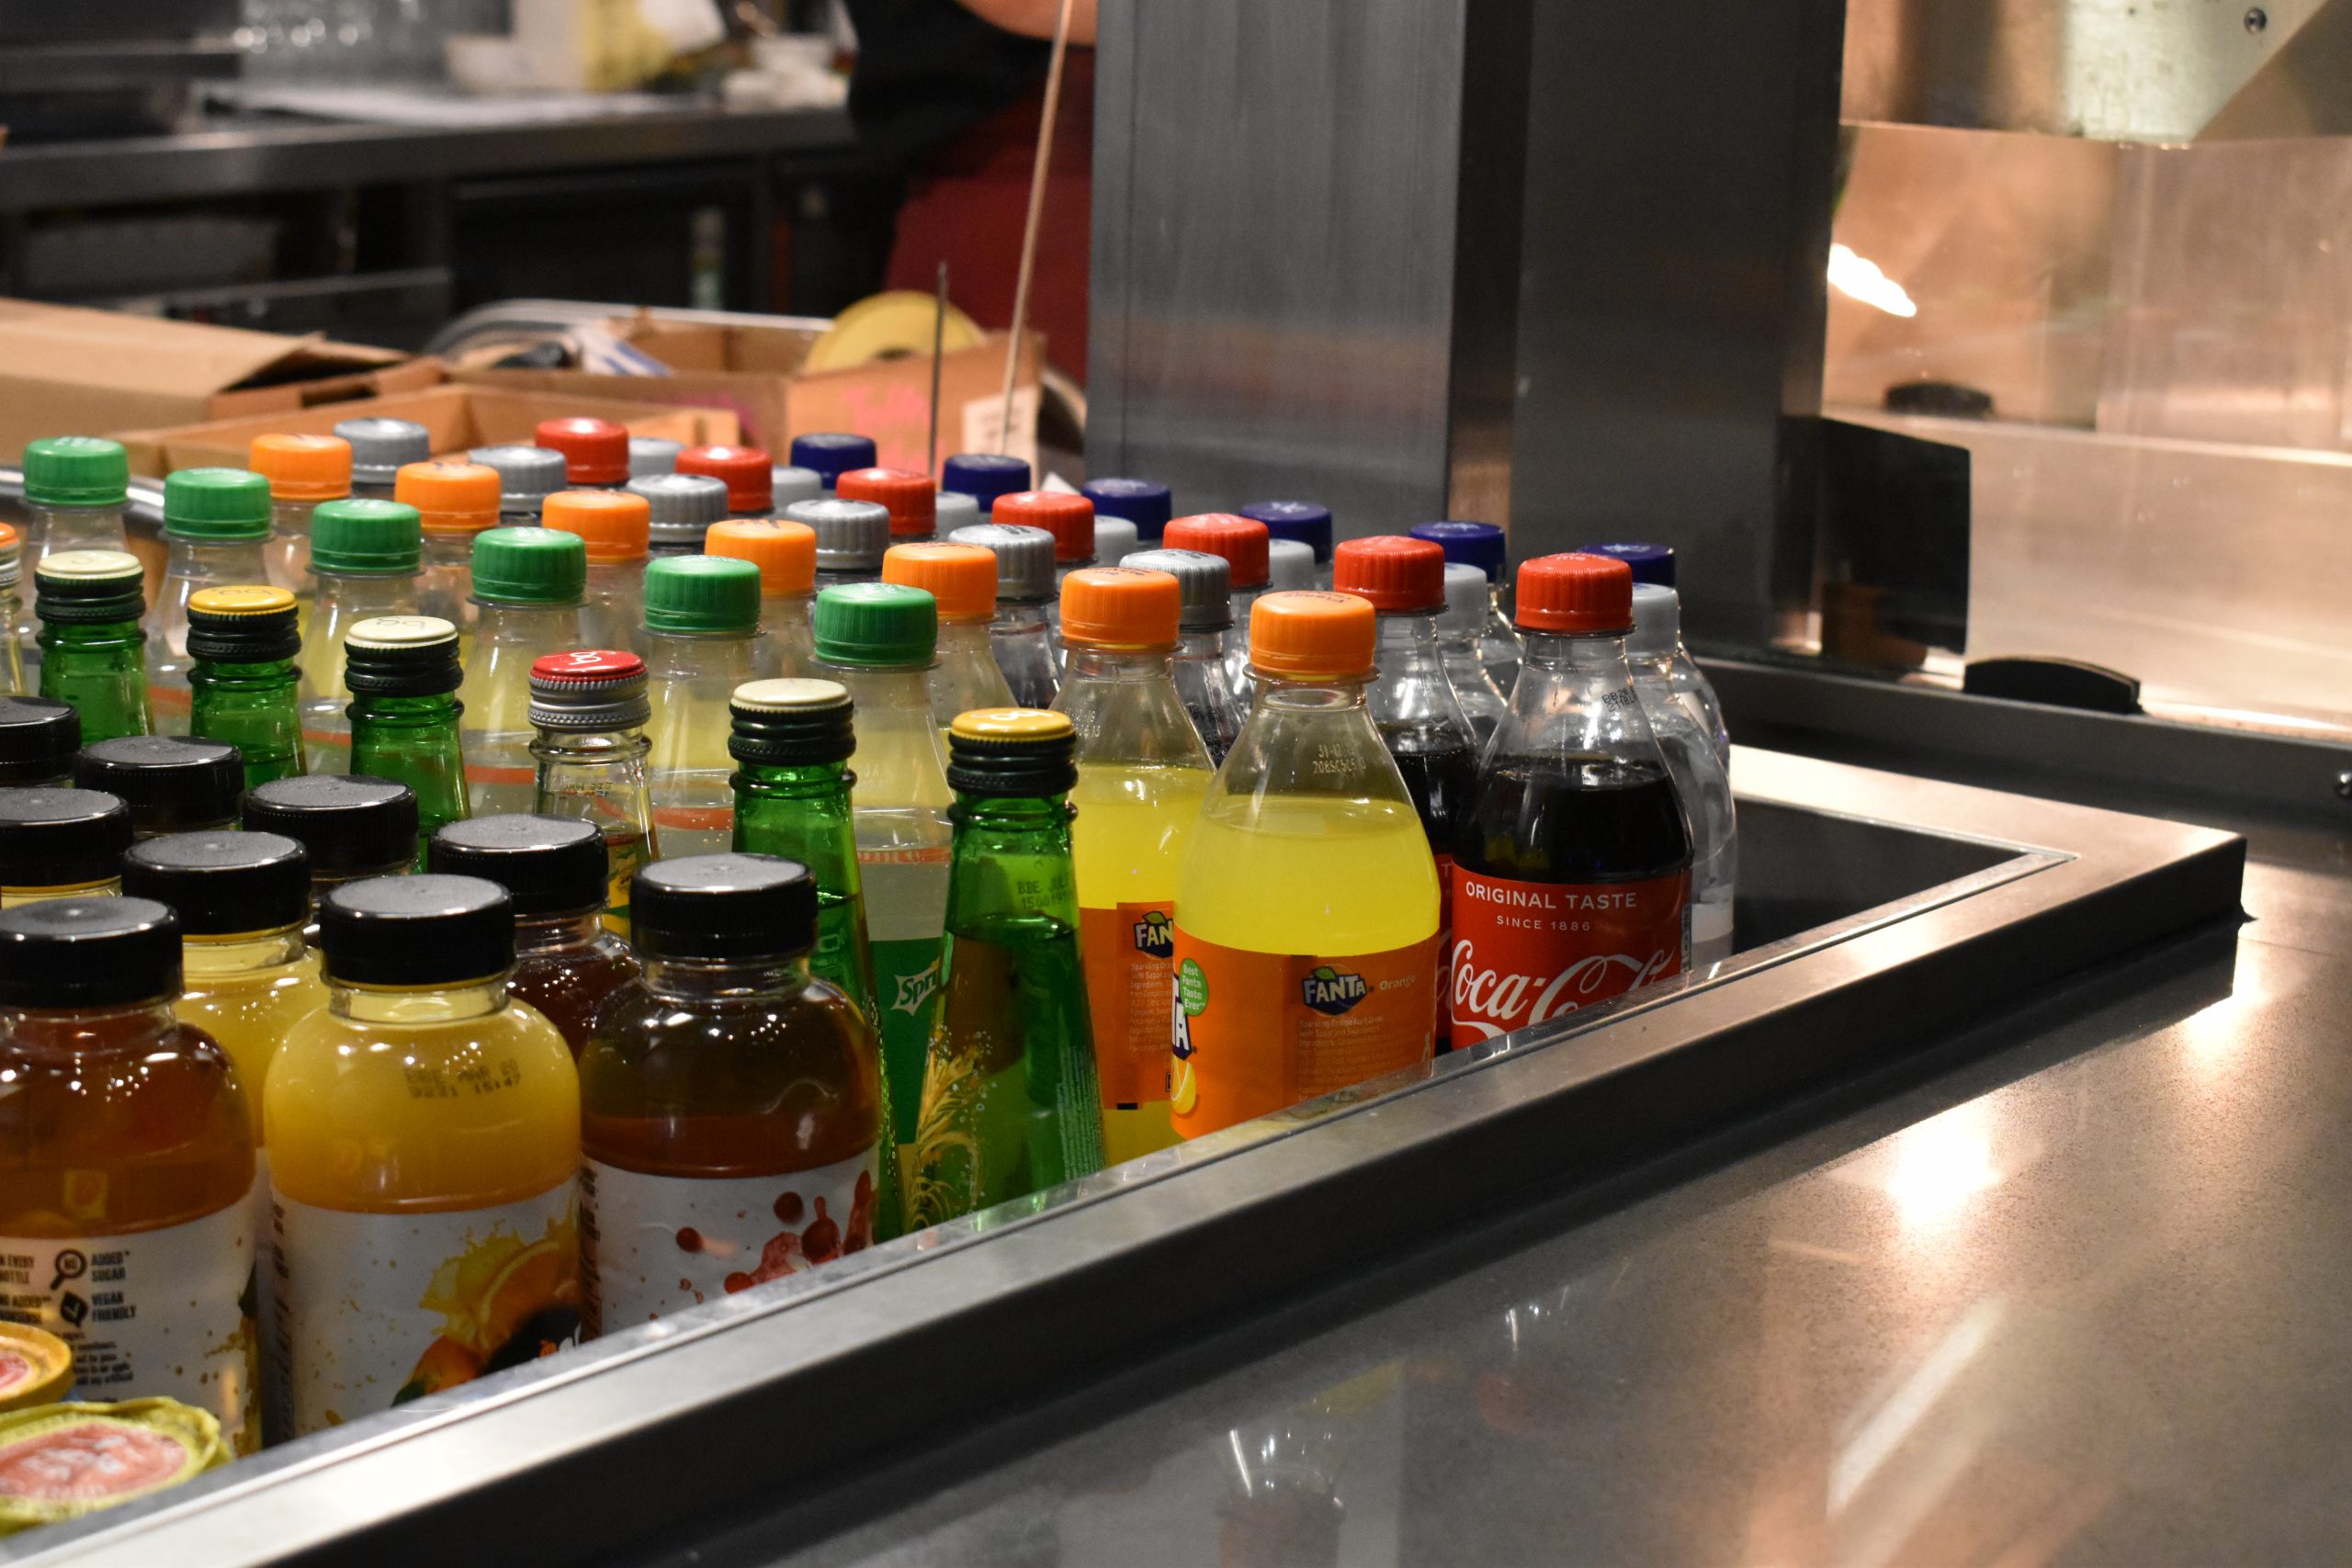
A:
[[676, 444, 773, 513], [1513, 552, 1634, 634], [535, 418, 630, 485], [1060, 565, 1182, 649], [882, 541, 996, 620], [706, 519, 817, 596], [838, 468, 939, 537], [993, 491, 1096, 562], [1163, 513, 1270, 588], [1249, 590, 1375, 680], [248, 434, 352, 502], [1331, 536, 1446, 612], [394, 460, 502, 535], [541, 489, 650, 561]]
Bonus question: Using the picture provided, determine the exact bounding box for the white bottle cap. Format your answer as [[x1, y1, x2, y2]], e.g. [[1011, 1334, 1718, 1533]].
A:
[[1091, 516, 1138, 566], [933, 491, 981, 536], [1267, 538, 1317, 591], [1628, 582, 1680, 656], [1440, 563, 1488, 635]]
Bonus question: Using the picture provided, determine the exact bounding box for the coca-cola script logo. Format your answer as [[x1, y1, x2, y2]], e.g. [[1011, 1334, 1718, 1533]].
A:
[[1446, 868, 1690, 1044], [1448, 939, 1679, 1040]]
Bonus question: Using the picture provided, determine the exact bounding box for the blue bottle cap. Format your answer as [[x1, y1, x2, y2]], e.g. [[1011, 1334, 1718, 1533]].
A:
[[788, 434, 877, 489], [1409, 520, 1507, 582], [1082, 478, 1173, 540], [1581, 540, 1676, 587], [941, 453, 1033, 511], [1239, 501, 1333, 563]]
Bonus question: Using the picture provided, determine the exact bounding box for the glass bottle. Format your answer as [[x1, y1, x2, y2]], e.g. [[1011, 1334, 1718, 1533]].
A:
[[0, 897, 260, 1451], [35, 549, 152, 743], [529, 651, 658, 938], [629, 437, 684, 479], [812, 583, 953, 1181], [839, 467, 938, 546], [298, 498, 424, 768], [1450, 554, 1691, 1048], [580, 852, 890, 1328], [0, 523, 24, 697], [1052, 568, 1214, 1162], [883, 541, 1013, 737], [1440, 563, 1509, 747], [537, 417, 630, 491], [1081, 477, 1173, 549], [938, 451, 1028, 513], [334, 416, 430, 502], [241, 773, 419, 938], [344, 615, 470, 859], [707, 519, 820, 677], [75, 734, 243, 841], [140, 468, 272, 734], [909, 710, 1103, 1224], [629, 472, 729, 559], [0, 787, 130, 906], [187, 586, 307, 787], [1630, 584, 1736, 970], [398, 459, 503, 633], [794, 432, 879, 492], [992, 491, 1095, 660], [643, 555, 765, 858], [1164, 513, 1273, 705], [1584, 541, 1730, 765], [268, 874, 578, 1437], [1242, 501, 1336, 589], [18, 437, 130, 563], [1122, 547, 1244, 763], [797, 497, 891, 596], [543, 490, 651, 654], [458, 526, 587, 818], [249, 433, 352, 599], [677, 443, 775, 519], [0, 694, 80, 788], [1411, 521, 1521, 694], [428, 814, 639, 1058], [468, 443, 566, 526], [947, 522, 1059, 708]]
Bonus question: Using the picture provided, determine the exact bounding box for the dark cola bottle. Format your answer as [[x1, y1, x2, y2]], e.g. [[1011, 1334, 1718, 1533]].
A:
[[1449, 552, 1690, 1047]]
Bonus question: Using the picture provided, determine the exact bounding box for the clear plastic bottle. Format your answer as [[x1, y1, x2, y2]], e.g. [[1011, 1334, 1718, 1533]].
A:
[[1630, 584, 1735, 969], [0, 787, 130, 906], [468, 444, 566, 527], [938, 452, 1028, 513], [629, 472, 729, 559], [676, 443, 774, 519], [1163, 513, 1272, 705], [840, 468, 939, 546], [1582, 541, 1729, 767], [1081, 477, 1172, 549], [35, 549, 152, 743], [334, 416, 430, 502], [74, 735, 244, 840], [249, 433, 352, 599], [542, 490, 651, 656], [298, 499, 423, 767], [528, 651, 658, 938], [1114, 548, 1242, 764], [883, 542, 1013, 735], [145, 468, 274, 734], [457, 527, 587, 818], [240, 773, 419, 938], [398, 459, 503, 633], [0, 696, 80, 789], [642, 556, 765, 858], [344, 615, 470, 856], [536, 417, 631, 491], [797, 497, 892, 597], [1412, 521, 1521, 694], [794, 433, 879, 493], [706, 519, 819, 677], [1241, 502, 1334, 589], [947, 522, 1059, 708], [18, 437, 130, 567], [991, 491, 1095, 660], [188, 587, 307, 787], [1439, 563, 1509, 749]]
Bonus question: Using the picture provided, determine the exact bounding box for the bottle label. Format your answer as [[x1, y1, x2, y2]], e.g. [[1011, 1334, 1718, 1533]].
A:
[[1079, 901, 1179, 1108], [859, 847, 953, 1152], [579, 1150, 878, 1337], [1433, 852, 1456, 1047], [0, 1194, 258, 1454], [1167, 930, 1441, 1139], [271, 1182, 579, 1438], [1447, 868, 1690, 1046]]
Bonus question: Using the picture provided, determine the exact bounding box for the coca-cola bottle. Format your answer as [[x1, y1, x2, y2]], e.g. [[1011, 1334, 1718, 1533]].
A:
[[1449, 552, 1691, 1047]]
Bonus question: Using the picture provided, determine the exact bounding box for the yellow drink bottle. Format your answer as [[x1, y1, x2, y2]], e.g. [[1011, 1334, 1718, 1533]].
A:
[[1170, 592, 1442, 1138], [882, 542, 1013, 743], [1051, 568, 1214, 1163], [458, 526, 587, 818], [706, 519, 820, 678], [643, 555, 766, 858]]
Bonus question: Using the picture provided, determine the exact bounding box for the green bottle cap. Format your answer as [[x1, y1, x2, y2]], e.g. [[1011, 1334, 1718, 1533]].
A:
[[33, 550, 146, 624], [21, 437, 130, 510], [163, 468, 273, 542], [813, 581, 936, 667], [644, 555, 761, 636], [309, 498, 422, 576], [470, 525, 585, 605]]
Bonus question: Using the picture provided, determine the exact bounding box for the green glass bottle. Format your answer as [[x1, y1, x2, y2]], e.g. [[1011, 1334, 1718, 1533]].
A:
[[908, 707, 1104, 1227], [187, 585, 307, 787], [35, 548, 152, 743], [344, 615, 469, 863]]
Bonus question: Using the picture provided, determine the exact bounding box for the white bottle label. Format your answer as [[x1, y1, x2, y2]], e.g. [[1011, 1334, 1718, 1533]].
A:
[[0, 1191, 258, 1453], [580, 1149, 878, 1336], [271, 1182, 579, 1437]]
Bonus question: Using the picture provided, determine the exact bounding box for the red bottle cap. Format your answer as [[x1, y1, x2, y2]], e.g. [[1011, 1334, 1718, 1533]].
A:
[[535, 418, 630, 486], [530, 649, 645, 684], [1163, 513, 1270, 589], [1514, 552, 1634, 634], [1331, 536, 1445, 612], [993, 491, 1096, 562], [838, 467, 939, 537], [677, 444, 773, 513]]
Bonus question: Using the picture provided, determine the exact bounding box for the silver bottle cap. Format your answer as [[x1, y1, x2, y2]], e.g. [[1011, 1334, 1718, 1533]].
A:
[[335, 418, 431, 488], [771, 466, 824, 510], [947, 523, 1057, 604], [467, 445, 567, 515], [1122, 547, 1231, 631], [628, 472, 730, 549], [790, 497, 891, 572], [628, 436, 684, 478]]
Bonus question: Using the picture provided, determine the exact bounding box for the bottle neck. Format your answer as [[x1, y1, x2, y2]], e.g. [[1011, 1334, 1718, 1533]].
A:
[[352, 690, 461, 727], [1173, 627, 1229, 659], [40, 617, 141, 648], [1065, 645, 1175, 684], [0, 996, 177, 1052], [329, 974, 509, 1023], [314, 571, 415, 609], [953, 790, 1074, 836], [640, 952, 811, 999], [992, 602, 1051, 632], [514, 909, 605, 955], [191, 655, 300, 689], [184, 926, 310, 976], [1373, 610, 1445, 671], [477, 599, 582, 640], [532, 725, 650, 764], [739, 758, 854, 800], [1255, 673, 1370, 713], [166, 536, 269, 574], [647, 626, 758, 671], [1497, 629, 1655, 755]]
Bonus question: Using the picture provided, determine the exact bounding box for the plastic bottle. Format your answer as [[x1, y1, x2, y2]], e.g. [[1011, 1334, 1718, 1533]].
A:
[[1630, 584, 1736, 969], [268, 874, 579, 1437], [240, 773, 418, 936], [1120, 548, 1244, 763], [458, 526, 588, 818], [1052, 568, 1214, 1160], [947, 522, 1059, 708], [628, 472, 728, 559], [145, 468, 274, 733], [0, 897, 259, 1451], [249, 434, 351, 598], [18, 438, 130, 564], [1170, 592, 1442, 1137], [75, 735, 244, 840], [628, 436, 683, 479], [0, 523, 24, 697], [1081, 478, 1171, 548], [939, 453, 1030, 515], [0, 787, 130, 906], [335, 417, 430, 502], [706, 519, 819, 676], [676, 443, 773, 519], [642, 556, 765, 858], [1582, 541, 1729, 766], [0, 696, 79, 787], [1449, 554, 1691, 1048], [344, 615, 469, 856], [1439, 563, 1509, 748], [910, 710, 1104, 1223], [187, 586, 306, 787], [428, 814, 639, 1058], [993, 491, 1094, 660], [528, 651, 658, 937], [772, 464, 824, 510], [468, 444, 566, 525], [541, 490, 651, 656], [398, 459, 503, 633], [536, 417, 630, 490], [1162, 513, 1272, 705], [812, 583, 952, 1180], [796, 497, 892, 596], [1242, 502, 1334, 589], [581, 852, 890, 1325], [1410, 521, 1520, 694], [838, 467, 938, 546], [882, 542, 1012, 736], [298, 498, 424, 767], [36, 549, 152, 743], [792, 433, 877, 492]]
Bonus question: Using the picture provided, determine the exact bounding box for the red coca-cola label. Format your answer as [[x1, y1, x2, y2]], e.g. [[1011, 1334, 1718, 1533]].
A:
[[1447, 868, 1690, 1046]]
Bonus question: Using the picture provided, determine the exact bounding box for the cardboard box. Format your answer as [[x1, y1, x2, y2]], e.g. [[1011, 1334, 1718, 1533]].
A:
[[110, 384, 741, 477], [453, 317, 1044, 475], [0, 299, 438, 464]]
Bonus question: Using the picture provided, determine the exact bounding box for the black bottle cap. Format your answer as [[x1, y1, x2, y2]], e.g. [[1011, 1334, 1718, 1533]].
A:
[[319, 874, 514, 987], [727, 678, 855, 768], [426, 814, 606, 918], [0, 897, 180, 1008], [0, 697, 82, 785], [341, 616, 462, 697], [944, 709, 1078, 797], [0, 787, 133, 888], [628, 853, 816, 961], [74, 736, 245, 836], [121, 830, 311, 937], [241, 774, 419, 875]]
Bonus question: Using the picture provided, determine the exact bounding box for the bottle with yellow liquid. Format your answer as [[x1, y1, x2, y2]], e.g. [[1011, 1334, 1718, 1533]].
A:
[[1169, 592, 1442, 1137], [458, 526, 587, 817], [705, 519, 819, 677], [1051, 566, 1214, 1162], [883, 542, 1012, 739], [266, 874, 578, 1438], [643, 555, 765, 858], [296, 498, 423, 767]]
